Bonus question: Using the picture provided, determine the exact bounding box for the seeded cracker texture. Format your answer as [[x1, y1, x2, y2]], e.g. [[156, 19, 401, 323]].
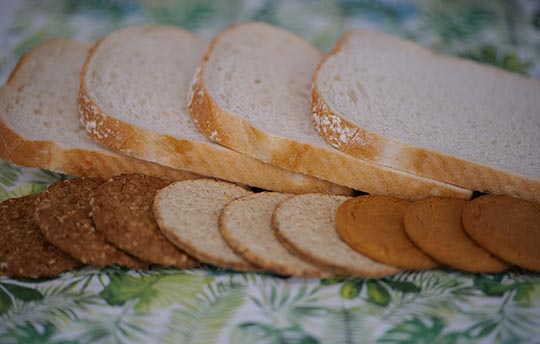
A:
[[34, 178, 145, 268], [90, 174, 198, 268], [0, 194, 80, 278]]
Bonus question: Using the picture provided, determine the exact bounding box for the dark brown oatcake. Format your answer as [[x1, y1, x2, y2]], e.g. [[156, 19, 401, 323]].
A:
[[0, 194, 80, 278], [34, 178, 145, 268], [90, 174, 198, 268]]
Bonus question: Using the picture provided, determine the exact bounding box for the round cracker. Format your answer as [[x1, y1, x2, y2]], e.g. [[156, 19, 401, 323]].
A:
[[273, 194, 400, 278], [336, 195, 439, 270], [462, 195, 540, 271], [153, 179, 257, 271], [220, 192, 334, 277], [34, 178, 145, 269], [0, 194, 79, 278], [404, 197, 509, 273], [91, 174, 198, 268]]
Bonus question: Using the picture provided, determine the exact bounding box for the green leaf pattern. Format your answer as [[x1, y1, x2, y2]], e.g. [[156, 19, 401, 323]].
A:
[[1, 0, 540, 342]]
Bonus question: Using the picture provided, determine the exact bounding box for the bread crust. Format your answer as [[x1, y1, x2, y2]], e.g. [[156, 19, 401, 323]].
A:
[[188, 22, 472, 200], [312, 30, 540, 202], [0, 39, 201, 182], [77, 25, 352, 195]]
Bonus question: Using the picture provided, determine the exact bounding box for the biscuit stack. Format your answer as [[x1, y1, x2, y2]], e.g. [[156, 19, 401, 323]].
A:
[[1, 173, 538, 278]]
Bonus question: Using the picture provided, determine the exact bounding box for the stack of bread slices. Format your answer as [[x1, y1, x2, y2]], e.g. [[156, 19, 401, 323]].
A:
[[1, 23, 538, 278]]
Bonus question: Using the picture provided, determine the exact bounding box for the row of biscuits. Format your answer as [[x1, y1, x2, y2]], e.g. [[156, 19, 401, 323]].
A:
[[1, 173, 538, 278]]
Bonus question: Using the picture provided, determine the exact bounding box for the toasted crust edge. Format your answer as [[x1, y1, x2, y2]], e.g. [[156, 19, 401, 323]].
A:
[[0, 39, 201, 182], [77, 26, 352, 195], [312, 30, 540, 202], [188, 22, 472, 200]]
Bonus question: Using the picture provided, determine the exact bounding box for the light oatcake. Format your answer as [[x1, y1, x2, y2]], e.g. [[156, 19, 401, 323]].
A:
[[273, 194, 400, 277], [154, 179, 257, 271], [220, 192, 335, 277]]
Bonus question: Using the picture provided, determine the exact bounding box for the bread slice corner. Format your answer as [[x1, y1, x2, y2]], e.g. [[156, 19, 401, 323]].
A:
[[312, 29, 540, 202], [0, 38, 201, 181], [78, 24, 353, 195], [189, 22, 473, 200]]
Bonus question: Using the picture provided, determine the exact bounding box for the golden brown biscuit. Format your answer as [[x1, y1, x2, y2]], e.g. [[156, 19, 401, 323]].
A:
[[90, 174, 198, 268], [462, 195, 540, 271], [0, 194, 80, 278], [34, 178, 145, 268], [336, 195, 439, 270], [404, 197, 509, 273]]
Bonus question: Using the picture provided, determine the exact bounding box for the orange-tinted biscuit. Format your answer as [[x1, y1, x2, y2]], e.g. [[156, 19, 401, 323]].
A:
[[404, 197, 509, 273], [462, 195, 540, 271], [336, 195, 439, 270], [0, 194, 80, 278]]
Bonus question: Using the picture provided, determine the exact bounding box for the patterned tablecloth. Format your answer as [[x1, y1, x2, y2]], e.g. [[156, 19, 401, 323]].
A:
[[1, 1, 540, 343]]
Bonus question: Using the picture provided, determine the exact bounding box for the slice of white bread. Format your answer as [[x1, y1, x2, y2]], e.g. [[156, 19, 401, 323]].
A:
[[153, 179, 258, 271], [78, 25, 351, 195], [272, 193, 400, 277], [219, 192, 334, 277], [189, 22, 472, 200], [0, 39, 201, 181], [313, 30, 540, 202]]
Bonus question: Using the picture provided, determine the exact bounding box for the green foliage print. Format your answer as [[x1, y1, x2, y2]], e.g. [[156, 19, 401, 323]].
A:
[[336, 276, 421, 306], [100, 270, 213, 312], [0, 275, 101, 341], [231, 281, 329, 343], [161, 282, 247, 344], [0, 183, 47, 202], [378, 316, 461, 344], [57, 305, 157, 344], [0, 162, 23, 187], [461, 44, 532, 75]]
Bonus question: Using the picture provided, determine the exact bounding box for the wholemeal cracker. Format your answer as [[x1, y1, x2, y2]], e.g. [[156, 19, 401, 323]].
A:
[[34, 178, 145, 268], [90, 174, 198, 268], [0, 194, 79, 277]]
